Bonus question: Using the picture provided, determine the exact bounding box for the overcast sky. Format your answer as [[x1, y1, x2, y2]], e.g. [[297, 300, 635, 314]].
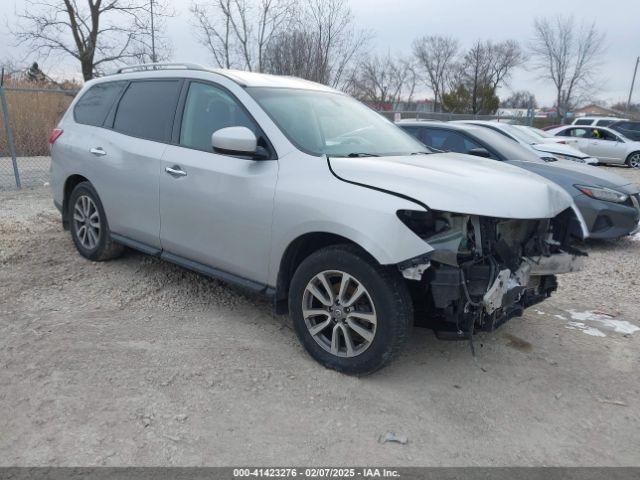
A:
[[1, 0, 639, 106]]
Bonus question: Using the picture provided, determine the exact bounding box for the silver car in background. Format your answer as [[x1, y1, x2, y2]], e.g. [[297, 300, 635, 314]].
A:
[[547, 125, 640, 168], [50, 63, 583, 374]]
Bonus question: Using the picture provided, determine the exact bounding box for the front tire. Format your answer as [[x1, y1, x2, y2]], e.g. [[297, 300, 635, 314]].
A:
[[626, 152, 640, 168], [289, 245, 412, 375], [68, 182, 124, 261]]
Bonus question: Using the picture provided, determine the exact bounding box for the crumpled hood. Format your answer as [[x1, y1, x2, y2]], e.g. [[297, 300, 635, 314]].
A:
[[532, 142, 588, 158], [329, 153, 574, 219], [507, 159, 640, 196]]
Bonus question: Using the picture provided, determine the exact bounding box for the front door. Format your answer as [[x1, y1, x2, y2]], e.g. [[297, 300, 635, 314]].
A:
[[588, 128, 627, 163], [159, 81, 278, 284]]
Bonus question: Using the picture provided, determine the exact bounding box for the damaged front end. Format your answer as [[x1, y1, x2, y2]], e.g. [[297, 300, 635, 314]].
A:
[[396, 209, 585, 340]]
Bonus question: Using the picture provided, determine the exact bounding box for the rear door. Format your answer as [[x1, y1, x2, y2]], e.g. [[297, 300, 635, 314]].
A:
[[95, 79, 182, 247], [159, 80, 278, 284], [560, 127, 594, 155]]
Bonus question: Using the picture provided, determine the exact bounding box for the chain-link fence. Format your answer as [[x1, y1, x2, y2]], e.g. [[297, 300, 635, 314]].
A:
[[0, 84, 78, 189], [376, 110, 536, 126]]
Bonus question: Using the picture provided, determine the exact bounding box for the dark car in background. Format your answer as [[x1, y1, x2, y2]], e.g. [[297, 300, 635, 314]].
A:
[[609, 120, 640, 142], [398, 120, 640, 240]]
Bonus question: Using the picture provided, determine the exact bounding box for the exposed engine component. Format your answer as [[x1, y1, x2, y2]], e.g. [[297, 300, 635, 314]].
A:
[[398, 209, 585, 339]]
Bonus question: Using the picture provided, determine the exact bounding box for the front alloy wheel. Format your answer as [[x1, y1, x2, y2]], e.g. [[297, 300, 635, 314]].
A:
[[303, 270, 377, 358], [289, 245, 412, 375]]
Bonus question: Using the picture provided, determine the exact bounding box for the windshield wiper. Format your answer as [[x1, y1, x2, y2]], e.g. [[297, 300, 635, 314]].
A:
[[346, 152, 379, 157]]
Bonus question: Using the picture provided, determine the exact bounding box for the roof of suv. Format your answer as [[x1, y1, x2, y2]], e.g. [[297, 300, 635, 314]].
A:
[[101, 63, 337, 92]]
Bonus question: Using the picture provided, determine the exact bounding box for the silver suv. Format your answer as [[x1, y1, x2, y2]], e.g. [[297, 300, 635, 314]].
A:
[[51, 63, 583, 375]]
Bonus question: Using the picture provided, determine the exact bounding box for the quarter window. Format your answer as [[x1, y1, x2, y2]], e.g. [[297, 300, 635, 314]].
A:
[[74, 82, 126, 127], [113, 80, 181, 142], [179, 82, 257, 152]]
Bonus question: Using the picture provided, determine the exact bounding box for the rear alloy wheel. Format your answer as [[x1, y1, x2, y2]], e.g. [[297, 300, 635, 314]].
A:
[[68, 182, 124, 261], [627, 152, 640, 168], [73, 195, 101, 250], [289, 245, 412, 375]]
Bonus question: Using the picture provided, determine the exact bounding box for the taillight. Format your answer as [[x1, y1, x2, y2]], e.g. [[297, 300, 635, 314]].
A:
[[49, 128, 63, 145]]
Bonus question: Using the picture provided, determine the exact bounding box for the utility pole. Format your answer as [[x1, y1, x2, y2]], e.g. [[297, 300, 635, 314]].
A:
[[627, 56, 639, 111], [150, 0, 157, 63]]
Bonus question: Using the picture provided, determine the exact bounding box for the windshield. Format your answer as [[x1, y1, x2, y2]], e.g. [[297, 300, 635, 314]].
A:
[[247, 87, 428, 157], [521, 126, 552, 138], [498, 123, 541, 145]]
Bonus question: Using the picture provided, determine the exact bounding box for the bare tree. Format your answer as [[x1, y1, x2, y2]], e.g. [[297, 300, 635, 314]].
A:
[[501, 90, 538, 109], [412, 35, 458, 112], [345, 52, 415, 104], [262, 0, 370, 88], [530, 16, 605, 122], [445, 39, 523, 114], [12, 0, 172, 81], [191, 0, 295, 71]]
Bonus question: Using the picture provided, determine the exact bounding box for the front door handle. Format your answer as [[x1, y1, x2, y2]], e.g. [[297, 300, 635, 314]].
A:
[[165, 165, 187, 177], [90, 147, 106, 156]]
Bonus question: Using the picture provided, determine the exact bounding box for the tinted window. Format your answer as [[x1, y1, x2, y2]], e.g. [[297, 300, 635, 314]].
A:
[[113, 80, 181, 142], [180, 82, 257, 152], [595, 119, 616, 126], [428, 129, 484, 153], [613, 121, 640, 132], [402, 126, 435, 148], [574, 119, 592, 125], [74, 82, 126, 126]]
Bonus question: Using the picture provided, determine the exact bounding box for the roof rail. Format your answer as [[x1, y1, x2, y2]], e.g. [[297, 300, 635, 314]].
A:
[[114, 63, 208, 74]]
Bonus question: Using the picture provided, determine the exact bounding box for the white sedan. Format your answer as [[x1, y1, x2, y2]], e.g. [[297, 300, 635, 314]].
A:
[[547, 125, 640, 168], [514, 125, 580, 148], [455, 120, 599, 165]]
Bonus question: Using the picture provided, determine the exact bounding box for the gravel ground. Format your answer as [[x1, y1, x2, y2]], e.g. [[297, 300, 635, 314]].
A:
[[1, 166, 639, 466]]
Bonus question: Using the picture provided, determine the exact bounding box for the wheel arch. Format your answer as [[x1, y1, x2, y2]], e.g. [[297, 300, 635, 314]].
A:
[[274, 232, 375, 314], [62, 174, 90, 230]]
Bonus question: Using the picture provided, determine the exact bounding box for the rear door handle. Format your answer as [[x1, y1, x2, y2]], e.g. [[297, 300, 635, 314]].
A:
[[165, 165, 187, 177], [90, 147, 106, 156]]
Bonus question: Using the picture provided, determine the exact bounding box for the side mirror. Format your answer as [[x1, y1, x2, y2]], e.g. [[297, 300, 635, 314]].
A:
[[211, 126, 269, 159], [467, 147, 491, 158]]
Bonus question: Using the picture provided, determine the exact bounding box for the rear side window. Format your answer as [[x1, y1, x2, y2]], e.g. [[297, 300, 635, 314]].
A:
[[74, 82, 126, 126], [574, 119, 592, 125], [596, 119, 615, 126], [113, 80, 181, 142]]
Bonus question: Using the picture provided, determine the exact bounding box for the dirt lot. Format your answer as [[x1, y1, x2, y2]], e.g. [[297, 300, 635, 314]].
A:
[[1, 167, 639, 466]]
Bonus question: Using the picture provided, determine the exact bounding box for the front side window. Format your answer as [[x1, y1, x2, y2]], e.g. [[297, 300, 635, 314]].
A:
[[566, 128, 590, 138], [113, 80, 181, 142], [247, 87, 426, 157], [180, 82, 257, 152], [74, 81, 126, 127]]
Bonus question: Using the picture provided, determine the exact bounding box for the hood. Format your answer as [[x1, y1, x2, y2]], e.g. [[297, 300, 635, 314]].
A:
[[532, 142, 588, 158], [506, 159, 640, 196], [329, 153, 573, 219]]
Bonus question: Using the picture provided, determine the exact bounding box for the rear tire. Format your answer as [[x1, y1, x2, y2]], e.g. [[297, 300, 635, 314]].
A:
[[68, 182, 124, 261], [288, 245, 412, 375], [626, 152, 640, 168]]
